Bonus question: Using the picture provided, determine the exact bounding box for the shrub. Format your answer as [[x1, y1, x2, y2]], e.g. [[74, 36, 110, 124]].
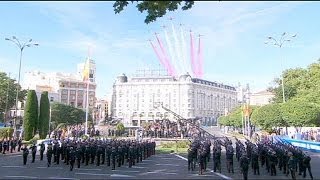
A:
[[0, 127, 14, 139]]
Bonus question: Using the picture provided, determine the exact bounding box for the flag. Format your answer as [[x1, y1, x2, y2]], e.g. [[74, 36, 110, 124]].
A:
[[82, 58, 90, 81]]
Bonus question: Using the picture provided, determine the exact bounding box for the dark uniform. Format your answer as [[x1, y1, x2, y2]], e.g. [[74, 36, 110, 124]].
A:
[[39, 143, 45, 161], [85, 145, 90, 166], [76, 147, 82, 168], [226, 144, 234, 173], [30, 144, 37, 163], [302, 153, 313, 179], [288, 152, 296, 180], [69, 147, 76, 171], [21, 145, 29, 165], [111, 146, 117, 170], [240, 153, 250, 180], [213, 144, 221, 173], [47, 143, 53, 167]]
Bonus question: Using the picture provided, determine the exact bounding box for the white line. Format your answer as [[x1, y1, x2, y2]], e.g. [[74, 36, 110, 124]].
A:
[[75, 168, 102, 171], [2, 166, 26, 168], [8, 155, 22, 158], [48, 177, 78, 180], [163, 172, 177, 175], [5, 176, 38, 179], [131, 166, 146, 169], [75, 172, 110, 176], [37, 167, 63, 169], [155, 164, 180, 167], [112, 170, 140, 173], [110, 174, 136, 178], [173, 154, 232, 180]]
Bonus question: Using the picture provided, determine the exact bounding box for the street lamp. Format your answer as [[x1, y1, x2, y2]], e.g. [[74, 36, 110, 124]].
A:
[[265, 32, 297, 103], [5, 36, 39, 135]]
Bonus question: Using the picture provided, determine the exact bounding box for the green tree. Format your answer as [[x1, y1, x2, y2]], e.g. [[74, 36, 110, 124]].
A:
[[38, 91, 50, 139], [113, 1, 195, 24], [51, 103, 91, 126], [250, 103, 284, 132], [0, 72, 27, 122], [23, 90, 38, 140], [281, 100, 320, 127], [116, 122, 125, 136]]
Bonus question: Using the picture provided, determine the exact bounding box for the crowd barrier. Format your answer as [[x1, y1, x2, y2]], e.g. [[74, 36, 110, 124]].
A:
[[279, 137, 320, 153]]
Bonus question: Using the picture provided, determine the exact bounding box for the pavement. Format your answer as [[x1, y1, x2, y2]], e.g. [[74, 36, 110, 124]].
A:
[[0, 126, 317, 179]]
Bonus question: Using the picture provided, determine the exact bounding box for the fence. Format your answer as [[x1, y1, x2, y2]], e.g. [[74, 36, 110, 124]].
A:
[[279, 137, 320, 153]]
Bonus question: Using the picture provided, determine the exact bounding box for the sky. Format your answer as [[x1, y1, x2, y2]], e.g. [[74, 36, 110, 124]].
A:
[[0, 1, 320, 98]]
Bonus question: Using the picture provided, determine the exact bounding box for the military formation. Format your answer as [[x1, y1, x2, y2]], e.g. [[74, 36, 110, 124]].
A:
[[19, 138, 156, 172], [0, 138, 22, 154], [187, 136, 314, 180]]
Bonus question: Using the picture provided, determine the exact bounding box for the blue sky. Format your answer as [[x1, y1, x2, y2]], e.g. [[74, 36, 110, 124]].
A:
[[0, 1, 320, 98]]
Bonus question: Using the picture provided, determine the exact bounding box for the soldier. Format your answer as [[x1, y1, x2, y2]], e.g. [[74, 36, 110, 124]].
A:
[[21, 144, 29, 165], [187, 146, 194, 171], [101, 143, 106, 165], [17, 138, 22, 152], [0, 139, 3, 153], [69, 147, 76, 171], [269, 150, 278, 176], [117, 144, 123, 167], [10, 138, 17, 153], [30, 143, 37, 163], [90, 142, 96, 164], [111, 145, 117, 170], [81, 141, 86, 164], [76, 145, 82, 168], [251, 147, 260, 175], [39, 142, 45, 161], [197, 146, 205, 175], [128, 144, 134, 168], [96, 144, 103, 166], [213, 142, 222, 173], [47, 143, 53, 167], [288, 151, 296, 180], [84, 144, 90, 166], [2, 139, 8, 154], [226, 143, 234, 173], [240, 152, 250, 180], [106, 143, 111, 166], [302, 153, 313, 179]]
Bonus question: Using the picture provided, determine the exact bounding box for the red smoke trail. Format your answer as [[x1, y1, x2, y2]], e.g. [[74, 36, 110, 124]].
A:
[[150, 41, 171, 75], [190, 31, 198, 78], [155, 33, 176, 76], [197, 35, 203, 78]]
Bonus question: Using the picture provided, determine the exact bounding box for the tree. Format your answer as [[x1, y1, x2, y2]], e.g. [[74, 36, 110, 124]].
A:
[[113, 1, 195, 24], [116, 122, 125, 136], [250, 103, 284, 132], [38, 91, 50, 139], [281, 100, 320, 127], [23, 90, 38, 141], [0, 72, 27, 122], [51, 103, 91, 126]]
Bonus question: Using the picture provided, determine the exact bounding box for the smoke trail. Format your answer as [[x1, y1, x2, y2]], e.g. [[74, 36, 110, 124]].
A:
[[155, 33, 175, 76], [171, 22, 183, 76], [149, 40, 172, 75], [197, 35, 203, 78], [180, 25, 189, 75], [164, 27, 177, 77], [190, 31, 198, 78]]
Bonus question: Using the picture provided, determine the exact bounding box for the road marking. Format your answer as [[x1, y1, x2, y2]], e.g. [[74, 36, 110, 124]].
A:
[[5, 176, 38, 179], [112, 170, 140, 173], [2, 166, 26, 168], [155, 163, 180, 167], [110, 174, 136, 178], [75, 173, 110, 176], [37, 167, 63, 169], [131, 166, 146, 169], [174, 154, 232, 180], [48, 177, 78, 180], [163, 172, 178, 175], [8, 155, 22, 158], [75, 168, 102, 171]]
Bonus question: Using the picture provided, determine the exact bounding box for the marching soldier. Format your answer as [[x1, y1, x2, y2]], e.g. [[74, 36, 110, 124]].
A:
[[96, 144, 103, 166], [85, 144, 90, 166], [288, 151, 296, 180], [106, 143, 111, 166], [240, 152, 250, 180], [47, 143, 53, 167], [69, 147, 76, 171], [111, 145, 117, 170], [213, 142, 222, 173], [128, 145, 134, 168], [76, 145, 82, 168], [226, 143, 234, 173], [302, 153, 313, 179], [17, 138, 22, 152], [39, 142, 45, 161], [30, 143, 37, 163], [251, 147, 260, 175], [2, 139, 8, 154], [21, 144, 29, 165], [269, 150, 278, 176]]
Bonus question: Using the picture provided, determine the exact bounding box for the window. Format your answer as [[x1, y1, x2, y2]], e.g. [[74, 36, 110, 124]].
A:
[[50, 97, 54, 102]]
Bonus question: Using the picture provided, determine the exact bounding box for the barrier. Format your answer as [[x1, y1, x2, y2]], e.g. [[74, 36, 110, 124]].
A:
[[280, 137, 320, 153]]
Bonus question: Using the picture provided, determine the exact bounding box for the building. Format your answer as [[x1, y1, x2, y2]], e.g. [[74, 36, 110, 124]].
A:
[[111, 70, 238, 127], [22, 59, 97, 110], [249, 90, 275, 106], [95, 99, 109, 124]]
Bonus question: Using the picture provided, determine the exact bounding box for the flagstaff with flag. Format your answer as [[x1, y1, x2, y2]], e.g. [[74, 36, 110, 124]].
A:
[[83, 56, 91, 135]]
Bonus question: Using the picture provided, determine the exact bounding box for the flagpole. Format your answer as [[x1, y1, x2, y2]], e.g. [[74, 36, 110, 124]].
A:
[[85, 78, 89, 135]]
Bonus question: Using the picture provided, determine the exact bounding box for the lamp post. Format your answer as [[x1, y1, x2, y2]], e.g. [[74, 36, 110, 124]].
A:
[[5, 36, 39, 136], [265, 32, 297, 103]]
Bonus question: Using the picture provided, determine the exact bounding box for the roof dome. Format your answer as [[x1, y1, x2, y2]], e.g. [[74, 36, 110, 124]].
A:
[[117, 73, 128, 83], [179, 72, 192, 81]]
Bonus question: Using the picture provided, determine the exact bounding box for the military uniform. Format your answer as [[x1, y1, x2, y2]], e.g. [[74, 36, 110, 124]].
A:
[[39, 143, 45, 161], [21, 145, 29, 165], [69, 147, 76, 171], [30, 144, 37, 163], [226, 144, 234, 173], [240, 153, 250, 180], [111, 146, 117, 170], [47, 143, 53, 167], [76, 147, 82, 168], [302, 153, 313, 179]]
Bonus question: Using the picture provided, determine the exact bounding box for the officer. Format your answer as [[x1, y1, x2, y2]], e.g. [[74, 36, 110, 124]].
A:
[[269, 150, 278, 176], [30, 143, 37, 163], [47, 142, 53, 167], [117, 144, 123, 167], [80, 141, 86, 164], [302, 152, 313, 179], [101, 143, 106, 165], [90, 142, 96, 164], [2, 139, 8, 154], [128, 144, 134, 168], [251, 147, 260, 175], [106, 143, 111, 166], [39, 142, 45, 161], [69, 147, 76, 171], [17, 138, 22, 152], [111, 145, 117, 170], [21, 144, 29, 165], [84, 144, 90, 166], [96, 144, 103, 166], [288, 151, 296, 180], [226, 143, 234, 173], [197, 146, 205, 175], [187, 146, 194, 171], [213, 143, 222, 173], [240, 152, 250, 180], [76, 145, 82, 169]]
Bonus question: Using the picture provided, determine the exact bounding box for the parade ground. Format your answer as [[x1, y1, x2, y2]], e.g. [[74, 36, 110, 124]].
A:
[[0, 127, 317, 179]]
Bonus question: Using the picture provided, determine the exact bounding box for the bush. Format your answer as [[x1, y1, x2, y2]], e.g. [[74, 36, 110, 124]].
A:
[[160, 140, 190, 148], [0, 127, 14, 139]]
